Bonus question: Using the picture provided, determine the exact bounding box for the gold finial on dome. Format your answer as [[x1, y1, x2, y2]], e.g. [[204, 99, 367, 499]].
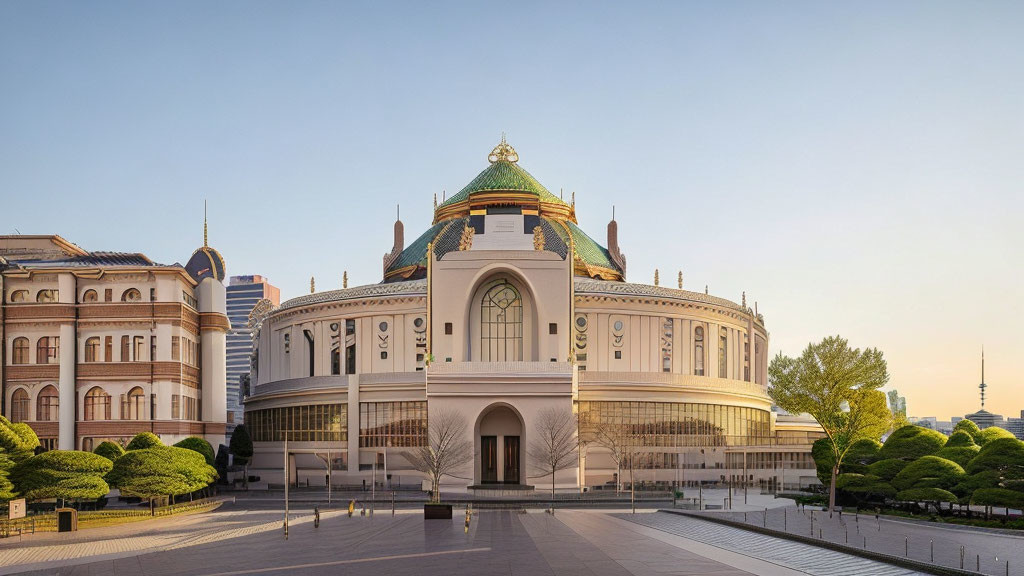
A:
[[654, 269, 659, 286], [343, 271, 348, 289], [203, 200, 208, 247], [310, 276, 315, 294], [488, 133, 519, 164]]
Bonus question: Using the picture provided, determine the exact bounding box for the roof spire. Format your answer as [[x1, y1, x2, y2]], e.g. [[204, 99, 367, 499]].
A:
[[397, 204, 400, 221], [654, 269, 659, 286], [488, 134, 518, 164], [433, 193, 437, 209], [612, 205, 616, 221], [678, 270, 683, 289], [203, 200, 208, 247], [310, 276, 315, 294]]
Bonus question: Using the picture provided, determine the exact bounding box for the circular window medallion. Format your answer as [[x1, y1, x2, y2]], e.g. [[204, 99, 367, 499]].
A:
[[413, 317, 424, 328], [379, 321, 388, 332], [330, 323, 340, 331], [613, 320, 624, 332]]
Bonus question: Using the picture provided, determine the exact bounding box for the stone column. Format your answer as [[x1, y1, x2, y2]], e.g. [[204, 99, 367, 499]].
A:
[[347, 373, 359, 474], [57, 273, 76, 450], [197, 277, 228, 445]]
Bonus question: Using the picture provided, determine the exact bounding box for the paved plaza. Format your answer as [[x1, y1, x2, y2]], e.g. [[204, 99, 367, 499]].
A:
[[0, 501, 963, 576]]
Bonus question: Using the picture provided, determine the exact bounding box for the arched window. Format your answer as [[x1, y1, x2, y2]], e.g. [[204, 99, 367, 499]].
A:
[[36, 289, 58, 303], [36, 336, 59, 364], [693, 326, 704, 376], [479, 279, 523, 362], [12, 337, 30, 364], [134, 336, 145, 361], [719, 328, 728, 378], [84, 337, 101, 363], [84, 387, 111, 421], [121, 387, 145, 420], [11, 388, 30, 422], [82, 289, 98, 302], [37, 385, 59, 421], [121, 288, 141, 302], [10, 290, 29, 303]]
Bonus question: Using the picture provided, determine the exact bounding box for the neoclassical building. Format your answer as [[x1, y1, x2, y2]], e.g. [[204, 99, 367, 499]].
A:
[[1, 231, 229, 451], [246, 140, 822, 491]]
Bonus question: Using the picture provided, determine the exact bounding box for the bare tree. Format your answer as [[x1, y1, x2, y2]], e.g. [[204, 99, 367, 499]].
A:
[[528, 407, 578, 511], [582, 415, 633, 495], [406, 408, 473, 503]]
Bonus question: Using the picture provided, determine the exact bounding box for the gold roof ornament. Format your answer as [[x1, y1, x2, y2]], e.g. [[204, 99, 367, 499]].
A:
[[678, 270, 683, 289], [310, 276, 315, 294], [487, 133, 519, 164], [203, 200, 208, 247], [654, 269, 659, 286], [343, 271, 348, 289], [742, 291, 747, 308]]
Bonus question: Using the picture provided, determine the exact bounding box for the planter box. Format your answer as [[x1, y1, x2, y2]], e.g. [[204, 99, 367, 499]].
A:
[[424, 504, 453, 520]]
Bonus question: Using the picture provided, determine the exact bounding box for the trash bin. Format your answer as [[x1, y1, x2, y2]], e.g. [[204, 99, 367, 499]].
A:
[[56, 508, 78, 532]]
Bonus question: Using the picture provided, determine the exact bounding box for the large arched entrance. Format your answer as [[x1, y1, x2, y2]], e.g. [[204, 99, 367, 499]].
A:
[[476, 404, 524, 485]]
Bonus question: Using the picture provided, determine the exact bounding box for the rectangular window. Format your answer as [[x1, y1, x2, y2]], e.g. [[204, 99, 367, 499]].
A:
[[134, 336, 145, 361], [444, 322, 453, 335], [359, 401, 426, 448], [149, 288, 156, 302], [104, 288, 112, 302], [171, 336, 180, 360], [719, 329, 728, 378], [104, 336, 113, 362], [549, 323, 558, 335], [172, 395, 180, 419], [151, 336, 157, 362], [121, 336, 130, 362]]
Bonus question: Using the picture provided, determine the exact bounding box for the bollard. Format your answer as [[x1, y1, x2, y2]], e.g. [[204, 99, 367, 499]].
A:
[[784, 509, 787, 531], [960, 546, 964, 569], [977, 554, 980, 571], [744, 512, 748, 523], [314, 506, 320, 528], [764, 508, 767, 528], [930, 540, 933, 562], [904, 536, 908, 557]]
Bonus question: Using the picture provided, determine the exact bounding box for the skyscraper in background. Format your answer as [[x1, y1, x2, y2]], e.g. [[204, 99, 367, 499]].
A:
[[226, 275, 280, 432]]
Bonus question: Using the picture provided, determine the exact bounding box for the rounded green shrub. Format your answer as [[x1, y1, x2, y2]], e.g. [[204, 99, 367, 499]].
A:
[[896, 487, 958, 504], [125, 432, 163, 451], [878, 426, 947, 460], [965, 437, 1024, 475], [229, 425, 253, 466], [841, 438, 883, 474], [10, 450, 112, 501], [174, 437, 215, 466], [0, 416, 41, 463], [892, 456, 965, 491], [867, 458, 908, 481], [971, 488, 1024, 509], [953, 419, 981, 440], [836, 473, 895, 498], [975, 427, 1016, 446], [93, 441, 126, 462], [945, 430, 977, 448], [936, 445, 980, 467], [107, 446, 218, 498]]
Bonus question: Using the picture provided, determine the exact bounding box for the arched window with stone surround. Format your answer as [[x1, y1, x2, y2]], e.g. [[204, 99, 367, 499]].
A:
[[84, 387, 111, 421], [37, 385, 59, 421], [693, 326, 705, 376], [82, 289, 98, 302], [12, 337, 30, 364], [84, 337, 101, 362], [121, 288, 142, 302], [121, 387, 145, 420], [479, 279, 523, 362], [11, 388, 30, 422]]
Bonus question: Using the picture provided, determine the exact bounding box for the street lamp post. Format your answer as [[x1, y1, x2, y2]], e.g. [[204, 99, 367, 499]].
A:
[[284, 433, 290, 539]]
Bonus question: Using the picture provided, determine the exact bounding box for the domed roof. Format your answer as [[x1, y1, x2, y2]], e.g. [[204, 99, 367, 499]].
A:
[[186, 246, 226, 282], [433, 137, 573, 224]]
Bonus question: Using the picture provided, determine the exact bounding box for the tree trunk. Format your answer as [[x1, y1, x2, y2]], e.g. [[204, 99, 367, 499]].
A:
[[551, 471, 556, 515], [828, 464, 838, 514]]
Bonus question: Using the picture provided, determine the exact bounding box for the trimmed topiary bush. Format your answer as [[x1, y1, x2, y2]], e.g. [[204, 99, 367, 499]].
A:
[[0, 416, 41, 463], [107, 446, 218, 501], [945, 430, 977, 448], [836, 473, 896, 498], [868, 458, 908, 481], [975, 426, 1016, 446], [878, 426, 947, 461], [0, 452, 16, 501], [842, 439, 883, 474], [10, 450, 112, 501], [892, 456, 965, 491], [126, 432, 163, 451], [971, 488, 1024, 509], [965, 437, 1024, 475], [953, 419, 981, 441], [229, 425, 253, 466], [93, 441, 126, 462], [896, 487, 958, 504], [174, 437, 215, 466], [936, 445, 980, 467]]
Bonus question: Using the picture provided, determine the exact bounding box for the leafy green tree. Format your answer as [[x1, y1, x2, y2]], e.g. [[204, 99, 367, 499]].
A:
[[174, 437, 215, 466], [10, 451, 112, 504], [769, 336, 891, 512], [0, 452, 17, 502], [93, 441, 126, 462], [229, 425, 253, 488], [868, 458, 909, 481], [107, 446, 217, 510], [975, 427, 1016, 446], [0, 416, 40, 463], [892, 456, 965, 491], [877, 425, 947, 461], [125, 432, 163, 451]]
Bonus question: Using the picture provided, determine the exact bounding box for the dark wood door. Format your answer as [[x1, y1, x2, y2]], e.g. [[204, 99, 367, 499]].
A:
[[504, 436, 520, 484], [481, 436, 497, 483]]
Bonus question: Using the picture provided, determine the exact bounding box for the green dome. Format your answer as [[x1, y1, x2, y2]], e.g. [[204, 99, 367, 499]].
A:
[[438, 160, 565, 208]]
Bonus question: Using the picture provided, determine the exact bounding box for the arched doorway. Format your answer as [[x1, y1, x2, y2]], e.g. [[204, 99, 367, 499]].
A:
[[477, 404, 524, 485]]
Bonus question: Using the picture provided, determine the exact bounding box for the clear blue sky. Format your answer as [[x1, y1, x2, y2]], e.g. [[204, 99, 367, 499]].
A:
[[3, 1, 1022, 420]]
